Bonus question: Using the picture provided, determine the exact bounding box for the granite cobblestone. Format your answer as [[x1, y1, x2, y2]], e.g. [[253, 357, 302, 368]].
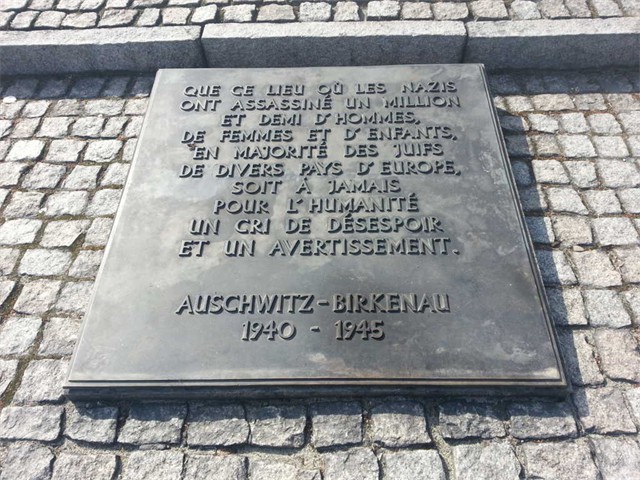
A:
[[0, 71, 639, 479]]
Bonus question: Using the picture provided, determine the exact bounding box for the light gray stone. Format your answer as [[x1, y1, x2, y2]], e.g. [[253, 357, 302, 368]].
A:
[[535, 250, 577, 285], [510, 0, 541, 19], [564, 160, 598, 188], [299, 2, 331, 22], [0, 316, 41, 355], [439, 401, 506, 439], [46, 139, 85, 162], [334, 2, 359, 21], [625, 387, 640, 425], [0, 218, 42, 245], [432, 2, 468, 20], [52, 453, 117, 480], [84, 139, 122, 162], [370, 401, 430, 447], [623, 288, 640, 325], [594, 329, 640, 382], [552, 215, 592, 245], [101, 163, 130, 186], [597, 159, 640, 188], [367, 1, 400, 19], [0, 442, 54, 480], [44, 191, 88, 216], [23, 163, 66, 189], [13, 359, 68, 404], [583, 190, 622, 214], [311, 401, 362, 448], [0, 360, 18, 397], [3, 191, 44, 218], [187, 404, 249, 446], [121, 451, 184, 480], [465, 19, 640, 70], [161, 7, 190, 25], [571, 250, 622, 287], [591, 437, 640, 480], [98, 8, 138, 27], [593, 217, 638, 246], [593, 136, 629, 157], [55, 281, 92, 314], [86, 189, 121, 215], [0, 163, 27, 187], [257, 4, 295, 22], [84, 218, 114, 246], [69, 250, 103, 278], [470, 0, 508, 19], [65, 403, 118, 443], [63, 165, 101, 189], [119, 404, 186, 445], [191, 4, 218, 23], [19, 249, 72, 276], [247, 405, 306, 448], [584, 289, 631, 327], [185, 455, 247, 480], [39, 317, 82, 356], [6, 139, 45, 161], [508, 402, 577, 439], [0, 27, 204, 75], [0, 248, 19, 275], [573, 388, 637, 434], [41, 220, 90, 248], [522, 440, 598, 480], [13, 279, 61, 314], [401, 2, 432, 19], [202, 22, 466, 67], [614, 247, 640, 282], [531, 160, 569, 184], [588, 113, 622, 134], [72, 116, 104, 137], [323, 448, 379, 480], [380, 449, 445, 480], [452, 443, 520, 480], [248, 459, 319, 480], [556, 330, 604, 386], [0, 406, 63, 441], [618, 188, 640, 213], [136, 7, 160, 25], [61, 12, 98, 28], [546, 187, 588, 214]]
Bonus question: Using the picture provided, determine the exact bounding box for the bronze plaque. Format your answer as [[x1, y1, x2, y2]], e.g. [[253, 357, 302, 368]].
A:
[[66, 65, 567, 397]]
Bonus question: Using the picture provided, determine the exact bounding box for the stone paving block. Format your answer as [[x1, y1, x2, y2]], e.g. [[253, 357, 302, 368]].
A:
[[47, 139, 85, 162], [98, 8, 138, 27], [594, 329, 640, 382], [310, 401, 362, 448], [0, 248, 20, 275], [573, 388, 637, 434], [0, 360, 18, 397], [532, 160, 569, 184], [584, 289, 631, 327], [535, 249, 576, 285], [39, 317, 81, 356], [187, 403, 249, 447], [564, 160, 598, 188], [13, 359, 68, 404], [65, 403, 118, 443], [0, 442, 54, 480], [37, 116, 73, 138], [84, 217, 114, 246], [69, 249, 103, 278], [119, 403, 186, 445], [13, 279, 61, 314], [23, 163, 67, 189], [465, 19, 640, 70], [588, 113, 622, 134], [72, 116, 104, 137], [570, 250, 622, 287], [63, 165, 101, 190], [380, 449, 445, 480], [593, 217, 638, 246], [623, 287, 640, 325], [597, 159, 640, 188], [552, 215, 592, 245], [202, 21, 466, 67], [0, 26, 204, 75], [593, 136, 629, 157], [439, 401, 506, 439], [121, 450, 184, 480], [508, 402, 577, 439], [256, 4, 294, 22], [185, 455, 247, 480], [52, 453, 117, 480], [510, 0, 541, 19], [546, 287, 587, 326], [0, 163, 28, 187], [452, 442, 521, 480], [590, 436, 640, 480], [247, 404, 306, 448], [546, 187, 588, 214], [367, 1, 400, 20], [614, 247, 640, 282], [525, 216, 554, 244], [370, 401, 430, 447], [401, 2, 432, 19], [248, 459, 319, 480], [299, 2, 331, 22], [556, 329, 604, 386], [521, 440, 598, 480], [432, 3, 468, 20], [538, 0, 571, 18], [0, 316, 41, 355], [583, 190, 622, 214], [0, 406, 63, 441], [470, 0, 509, 20], [44, 191, 88, 216], [86, 189, 122, 216], [11, 118, 40, 138], [334, 1, 359, 21], [4, 191, 44, 218], [0, 218, 42, 245], [6, 139, 45, 161], [55, 280, 92, 314], [161, 7, 190, 25], [625, 388, 640, 425], [19, 248, 72, 276], [618, 188, 640, 214], [136, 7, 160, 26], [41, 220, 90, 248], [323, 448, 379, 480]]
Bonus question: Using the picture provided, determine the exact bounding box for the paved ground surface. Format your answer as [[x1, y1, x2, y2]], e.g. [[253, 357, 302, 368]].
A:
[[0, 68, 638, 478], [0, 0, 638, 30]]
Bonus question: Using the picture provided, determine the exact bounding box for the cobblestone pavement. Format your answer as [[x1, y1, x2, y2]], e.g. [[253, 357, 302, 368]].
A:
[[0, 69, 639, 479], [0, 0, 638, 31]]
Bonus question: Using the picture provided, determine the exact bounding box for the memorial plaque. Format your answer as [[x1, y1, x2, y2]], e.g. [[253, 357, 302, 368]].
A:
[[66, 65, 567, 398]]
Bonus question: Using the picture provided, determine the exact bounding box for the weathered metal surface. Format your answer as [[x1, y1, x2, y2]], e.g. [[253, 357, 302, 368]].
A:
[[65, 65, 567, 398]]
